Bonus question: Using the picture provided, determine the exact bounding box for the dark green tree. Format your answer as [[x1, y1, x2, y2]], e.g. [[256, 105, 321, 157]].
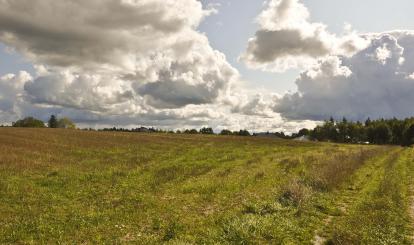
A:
[[220, 129, 233, 135], [184, 129, 198, 134], [297, 128, 310, 137], [337, 118, 350, 143], [367, 123, 392, 144], [199, 127, 214, 135], [365, 118, 372, 127], [388, 118, 405, 144], [238, 130, 251, 136], [301, 116, 414, 145], [48, 115, 58, 128], [403, 124, 414, 146]]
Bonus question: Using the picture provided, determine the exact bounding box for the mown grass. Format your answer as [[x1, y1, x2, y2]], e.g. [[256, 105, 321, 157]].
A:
[[0, 128, 411, 244], [327, 149, 414, 244]]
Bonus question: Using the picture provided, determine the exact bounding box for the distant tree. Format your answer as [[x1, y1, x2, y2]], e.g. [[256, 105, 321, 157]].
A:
[[337, 118, 350, 143], [220, 129, 233, 135], [57, 117, 76, 129], [200, 127, 214, 135], [367, 123, 392, 144], [311, 120, 338, 141], [48, 115, 58, 128], [389, 118, 405, 144], [365, 118, 372, 127], [297, 128, 310, 137], [306, 116, 414, 145], [12, 117, 45, 128], [403, 124, 414, 146], [277, 132, 286, 138], [238, 130, 251, 136], [347, 122, 365, 143], [184, 129, 198, 134]]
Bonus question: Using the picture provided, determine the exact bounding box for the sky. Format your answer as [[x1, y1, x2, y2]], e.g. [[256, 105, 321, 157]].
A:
[[199, 0, 414, 93], [0, 0, 414, 132]]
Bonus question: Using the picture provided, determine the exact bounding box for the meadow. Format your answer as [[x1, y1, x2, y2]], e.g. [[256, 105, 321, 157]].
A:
[[0, 128, 413, 244]]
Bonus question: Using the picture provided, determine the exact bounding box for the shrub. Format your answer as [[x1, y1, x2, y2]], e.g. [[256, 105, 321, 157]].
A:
[[12, 117, 45, 128], [307, 149, 379, 191], [278, 179, 312, 208], [57, 117, 76, 129]]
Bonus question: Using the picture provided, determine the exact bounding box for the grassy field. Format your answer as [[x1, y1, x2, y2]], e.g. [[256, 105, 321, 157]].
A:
[[0, 128, 413, 244]]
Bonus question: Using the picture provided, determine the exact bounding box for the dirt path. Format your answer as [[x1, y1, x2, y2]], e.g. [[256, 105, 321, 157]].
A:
[[408, 148, 414, 242], [409, 186, 414, 242], [312, 150, 402, 244], [313, 216, 333, 245]]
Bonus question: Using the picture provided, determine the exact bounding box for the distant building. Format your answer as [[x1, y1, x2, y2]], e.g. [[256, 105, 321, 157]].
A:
[[293, 135, 311, 142]]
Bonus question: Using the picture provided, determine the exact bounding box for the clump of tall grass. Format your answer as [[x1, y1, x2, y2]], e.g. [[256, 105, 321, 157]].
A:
[[306, 148, 381, 191], [278, 178, 312, 209], [279, 157, 301, 173]]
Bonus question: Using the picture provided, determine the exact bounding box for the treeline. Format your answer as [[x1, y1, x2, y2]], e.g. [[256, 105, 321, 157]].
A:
[[9, 115, 76, 129], [305, 117, 414, 146], [253, 130, 309, 140], [100, 127, 252, 136], [6, 115, 414, 146]]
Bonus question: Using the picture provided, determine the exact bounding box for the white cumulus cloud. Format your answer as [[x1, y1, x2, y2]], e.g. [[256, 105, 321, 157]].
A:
[[273, 32, 414, 121], [241, 0, 369, 72], [0, 0, 267, 130], [0, 71, 32, 122], [0, 0, 309, 132]]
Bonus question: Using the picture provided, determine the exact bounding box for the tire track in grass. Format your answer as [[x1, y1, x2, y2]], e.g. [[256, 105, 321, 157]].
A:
[[409, 184, 414, 242], [325, 148, 412, 244], [312, 148, 403, 245], [406, 148, 414, 242]]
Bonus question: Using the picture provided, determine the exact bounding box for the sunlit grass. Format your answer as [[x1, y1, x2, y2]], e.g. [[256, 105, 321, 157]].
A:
[[0, 128, 412, 244]]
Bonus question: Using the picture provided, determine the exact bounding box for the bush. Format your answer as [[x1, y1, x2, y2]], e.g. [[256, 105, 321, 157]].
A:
[[57, 118, 76, 129], [12, 117, 45, 128]]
